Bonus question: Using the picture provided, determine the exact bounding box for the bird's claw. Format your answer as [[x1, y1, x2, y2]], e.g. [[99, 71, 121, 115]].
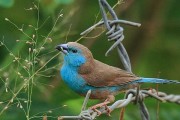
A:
[[90, 101, 110, 109], [105, 106, 112, 116], [92, 108, 102, 116], [90, 100, 112, 116]]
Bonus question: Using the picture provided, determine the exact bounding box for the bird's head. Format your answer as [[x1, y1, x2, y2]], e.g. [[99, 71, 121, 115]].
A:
[[56, 42, 94, 69]]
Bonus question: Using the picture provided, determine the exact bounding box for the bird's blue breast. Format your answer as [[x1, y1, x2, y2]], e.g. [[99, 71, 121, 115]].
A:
[[60, 64, 87, 94]]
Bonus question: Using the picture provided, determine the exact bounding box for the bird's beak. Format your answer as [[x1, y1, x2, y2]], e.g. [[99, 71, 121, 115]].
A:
[[55, 44, 69, 54]]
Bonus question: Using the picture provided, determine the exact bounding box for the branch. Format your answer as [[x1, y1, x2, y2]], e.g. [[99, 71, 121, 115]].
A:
[[59, 89, 180, 120]]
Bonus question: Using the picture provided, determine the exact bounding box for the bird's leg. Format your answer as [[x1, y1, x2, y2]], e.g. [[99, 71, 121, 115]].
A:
[[103, 99, 112, 116], [149, 87, 153, 93], [142, 87, 153, 91], [90, 95, 114, 116], [143, 87, 157, 94], [92, 108, 102, 116], [91, 99, 110, 109], [90, 99, 111, 116]]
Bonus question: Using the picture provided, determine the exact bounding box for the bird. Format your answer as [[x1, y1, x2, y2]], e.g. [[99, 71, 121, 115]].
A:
[[56, 42, 180, 112]]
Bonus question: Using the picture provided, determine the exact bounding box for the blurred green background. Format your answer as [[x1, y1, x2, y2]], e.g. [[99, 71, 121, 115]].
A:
[[0, 0, 180, 120]]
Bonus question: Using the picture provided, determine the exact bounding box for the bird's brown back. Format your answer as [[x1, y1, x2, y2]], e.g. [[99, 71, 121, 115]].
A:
[[80, 59, 140, 87]]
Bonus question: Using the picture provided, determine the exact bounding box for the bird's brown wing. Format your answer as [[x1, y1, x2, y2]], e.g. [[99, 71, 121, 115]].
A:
[[80, 60, 140, 87]]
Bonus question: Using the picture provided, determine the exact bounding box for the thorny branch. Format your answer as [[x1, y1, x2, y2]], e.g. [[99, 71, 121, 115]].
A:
[[59, 89, 180, 120]]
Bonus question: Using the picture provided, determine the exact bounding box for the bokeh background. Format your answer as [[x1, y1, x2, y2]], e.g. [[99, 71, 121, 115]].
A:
[[0, 0, 180, 120]]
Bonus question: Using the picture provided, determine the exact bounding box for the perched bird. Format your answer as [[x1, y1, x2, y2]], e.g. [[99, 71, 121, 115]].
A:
[[56, 42, 179, 109]]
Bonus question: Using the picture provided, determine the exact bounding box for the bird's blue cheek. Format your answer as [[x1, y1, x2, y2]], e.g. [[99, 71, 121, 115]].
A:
[[64, 54, 86, 67]]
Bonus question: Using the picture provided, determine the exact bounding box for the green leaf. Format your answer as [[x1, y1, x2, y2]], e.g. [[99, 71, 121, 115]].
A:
[[0, 0, 14, 8], [55, 0, 74, 4]]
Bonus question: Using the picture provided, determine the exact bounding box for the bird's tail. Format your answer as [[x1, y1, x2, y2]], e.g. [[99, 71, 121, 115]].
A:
[[136, 78, 180, 84]]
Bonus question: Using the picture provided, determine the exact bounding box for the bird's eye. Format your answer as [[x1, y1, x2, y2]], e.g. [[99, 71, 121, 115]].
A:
[[72, 49, 77, 53]]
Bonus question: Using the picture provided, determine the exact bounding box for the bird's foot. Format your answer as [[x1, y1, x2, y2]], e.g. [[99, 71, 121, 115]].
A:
[[143, 87, 154, 93], [149, 87, 153, 93], [91, 100, 110, 109], [90, 100, 111, 116], [92, 108, 102, 116], [104, 104, 112, 116]]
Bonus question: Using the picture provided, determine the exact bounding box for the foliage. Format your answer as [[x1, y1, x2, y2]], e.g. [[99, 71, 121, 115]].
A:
[[55, 0, 74, 4], [0, 0, 14, 8]]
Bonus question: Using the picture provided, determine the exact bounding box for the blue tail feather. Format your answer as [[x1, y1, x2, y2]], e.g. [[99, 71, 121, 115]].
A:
[[136, 78, 180, 84]]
